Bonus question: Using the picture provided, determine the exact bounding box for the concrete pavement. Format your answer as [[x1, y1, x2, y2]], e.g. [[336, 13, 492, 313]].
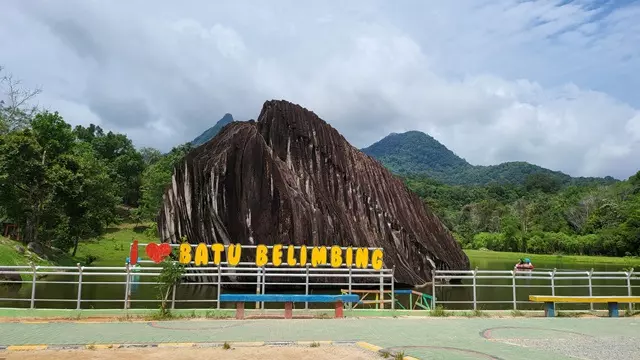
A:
[[1, 316, 639, 359]]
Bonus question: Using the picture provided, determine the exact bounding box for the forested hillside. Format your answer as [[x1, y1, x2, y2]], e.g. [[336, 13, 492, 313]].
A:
[[404, 172, 640, 257], [362, 131, 617, 186]]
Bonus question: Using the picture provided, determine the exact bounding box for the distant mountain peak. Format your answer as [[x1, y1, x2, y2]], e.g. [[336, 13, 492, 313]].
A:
[[191, 113, 235, 147], [362, 131, 470, 175], [361, 130, 616, 186]]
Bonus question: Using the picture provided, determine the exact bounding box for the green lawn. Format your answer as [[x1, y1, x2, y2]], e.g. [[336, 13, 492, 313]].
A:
[[0, 223, 157, 268], [0, 239, 36, 266], [465, 249, 640, 267], [72, 223, 157, 266], [0, 237, 73, 267]]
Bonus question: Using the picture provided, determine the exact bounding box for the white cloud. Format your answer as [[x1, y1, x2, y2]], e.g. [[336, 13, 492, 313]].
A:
[[0, 0, 638, 179]]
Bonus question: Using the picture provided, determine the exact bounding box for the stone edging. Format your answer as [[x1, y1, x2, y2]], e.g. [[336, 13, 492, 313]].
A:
[[0, 340, 419, 359]]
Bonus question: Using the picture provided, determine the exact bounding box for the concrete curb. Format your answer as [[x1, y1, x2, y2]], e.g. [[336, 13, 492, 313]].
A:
[[355, 341, 419, 360], [0, 340, 419, 359], [0, 340, 356, 351]]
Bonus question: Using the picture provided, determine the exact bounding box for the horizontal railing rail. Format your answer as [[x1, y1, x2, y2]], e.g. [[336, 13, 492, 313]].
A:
[[0, 263, 395, 311], [432, 268, 638, 312], [4, 264, 639, 313]]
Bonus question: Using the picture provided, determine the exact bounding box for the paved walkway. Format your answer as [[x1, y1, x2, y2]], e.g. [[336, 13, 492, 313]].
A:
[[1, 317, 639, 359]]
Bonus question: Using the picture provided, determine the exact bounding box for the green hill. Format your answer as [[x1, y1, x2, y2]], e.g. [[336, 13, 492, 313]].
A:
[[191, 113, 235, 147], [362, 131, 616, 186]]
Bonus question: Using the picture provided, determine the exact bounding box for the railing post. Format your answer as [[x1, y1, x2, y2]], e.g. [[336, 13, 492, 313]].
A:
[[347, 266, 352, 310], [379, 268, 384, 310], [305, 264, 310, 310], [512, 270, 517, 310], [472, 267, 477, 311], [30, 263, 37, 309], [123, 263, 130, 310], [171, 284, 177, 310], [391, 266, 395, 310], [255, 267, 261, 309], [76, 263, 83, 310], [627, 268, 634, 313], [261, 266, 266, 310], [216, 264, 222, 310], [551, 268, 556, 296], [431, 269, 436, 309], [588, 269, 594, 311]]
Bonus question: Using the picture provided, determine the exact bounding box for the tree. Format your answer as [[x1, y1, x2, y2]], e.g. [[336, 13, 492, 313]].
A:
[[140, 147, 163, 166], [0, 66, 41, 134], [74, 125, 145, 206], [565, 193, 599, 234], [524, 173, 562, 194], [0, 111, 119, 251], [157, 258, 185, 317], [52, 142, 119, 254], [0, 111, 75, 244], [139, 144, 191, 221], [0, 129, 51, 244]]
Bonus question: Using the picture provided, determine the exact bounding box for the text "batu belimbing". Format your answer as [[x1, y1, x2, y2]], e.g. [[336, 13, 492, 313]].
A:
[[179, 244, 384, 270]]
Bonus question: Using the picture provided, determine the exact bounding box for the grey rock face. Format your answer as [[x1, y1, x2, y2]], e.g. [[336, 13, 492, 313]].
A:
[[158, 100, 469, 286]]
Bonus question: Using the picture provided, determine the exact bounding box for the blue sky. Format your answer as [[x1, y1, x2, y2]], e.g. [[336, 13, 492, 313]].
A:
[[0, 0, 638, 179]]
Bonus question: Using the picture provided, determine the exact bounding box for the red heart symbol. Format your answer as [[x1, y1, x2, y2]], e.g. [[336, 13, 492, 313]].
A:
[[146, 243, 172, 263]]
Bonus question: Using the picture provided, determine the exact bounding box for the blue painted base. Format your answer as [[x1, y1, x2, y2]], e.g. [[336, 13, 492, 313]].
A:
[[220, 294, 360, 303], [608, 302, 619, 317], [544, 302, 555, 317]]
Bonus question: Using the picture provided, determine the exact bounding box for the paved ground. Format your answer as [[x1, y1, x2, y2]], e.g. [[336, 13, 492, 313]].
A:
[[1, 317, 639, 359]]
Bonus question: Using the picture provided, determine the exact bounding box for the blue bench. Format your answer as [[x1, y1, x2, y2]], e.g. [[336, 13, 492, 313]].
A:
[[529, 295, 640, 317], [220, 294, 360, 319]]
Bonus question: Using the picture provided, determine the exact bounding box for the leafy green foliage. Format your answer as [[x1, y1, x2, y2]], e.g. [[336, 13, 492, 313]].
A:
[[0, 67, 178, 258], [74, 124, 145, 207], [0, 112, 120, 251], [157, 259, 186, 316], [404, 170, 640, 257], [138, 144, 192, 223]]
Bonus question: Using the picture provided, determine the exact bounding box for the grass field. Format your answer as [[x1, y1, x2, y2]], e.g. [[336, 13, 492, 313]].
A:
[[72, 223, 157, 266], [0, 238, 68, 267], [0, 240, 42, 266], [465, 249, 640, 267], [0, 223, 156, 268]]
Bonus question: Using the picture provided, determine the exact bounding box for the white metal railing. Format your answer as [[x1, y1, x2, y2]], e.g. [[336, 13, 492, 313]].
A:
[[4, 264, 638, 313], [0, 263, 395, 311], [432, 268, 639, 312]]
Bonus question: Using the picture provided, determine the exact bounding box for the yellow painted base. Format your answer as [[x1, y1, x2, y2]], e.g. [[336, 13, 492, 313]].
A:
[[529, 295, 640, 303], [6, 345, 48, 351]]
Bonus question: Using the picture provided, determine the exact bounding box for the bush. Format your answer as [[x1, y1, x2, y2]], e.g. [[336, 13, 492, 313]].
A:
[[472, 232, 506, 251]]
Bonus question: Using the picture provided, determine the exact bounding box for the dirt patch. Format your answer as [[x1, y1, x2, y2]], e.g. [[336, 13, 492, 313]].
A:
[[2, 345, 379, 360]]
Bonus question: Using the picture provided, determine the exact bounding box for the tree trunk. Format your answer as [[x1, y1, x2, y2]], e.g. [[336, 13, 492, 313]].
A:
[[72, 236, 80, 257]]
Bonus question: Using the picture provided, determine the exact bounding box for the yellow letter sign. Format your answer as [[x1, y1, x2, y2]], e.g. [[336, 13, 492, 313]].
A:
[[170, 242, 383, 269]]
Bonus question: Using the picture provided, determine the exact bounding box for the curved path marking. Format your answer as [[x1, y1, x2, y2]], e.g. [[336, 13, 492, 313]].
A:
[[383, 345, 505, 360], [480, 326, 593, 340], [147, 321, 251, 331]]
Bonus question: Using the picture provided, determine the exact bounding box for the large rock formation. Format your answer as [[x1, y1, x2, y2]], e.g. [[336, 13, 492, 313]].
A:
[[158, 100, 469, 286]]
